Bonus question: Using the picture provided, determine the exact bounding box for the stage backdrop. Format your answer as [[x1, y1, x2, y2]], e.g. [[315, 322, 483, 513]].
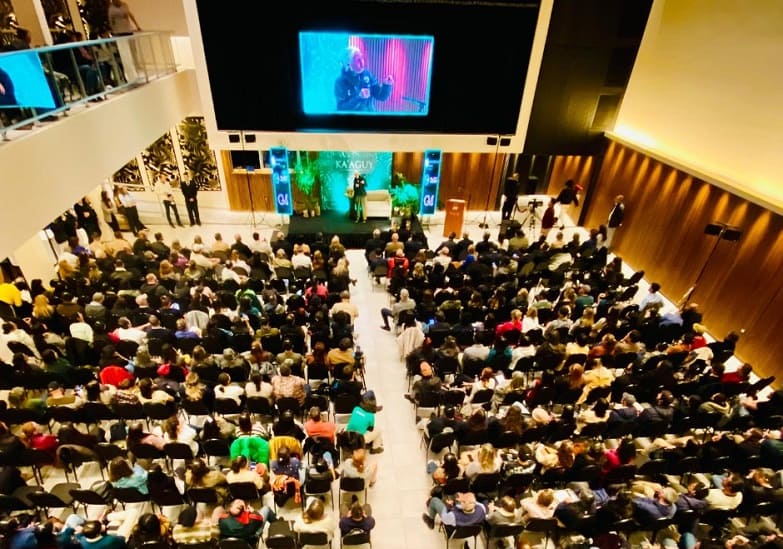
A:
[[307, 151, 392, 214]]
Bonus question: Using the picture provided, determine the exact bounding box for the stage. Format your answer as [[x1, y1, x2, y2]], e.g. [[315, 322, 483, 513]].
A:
[[285, 211, 399, 249]]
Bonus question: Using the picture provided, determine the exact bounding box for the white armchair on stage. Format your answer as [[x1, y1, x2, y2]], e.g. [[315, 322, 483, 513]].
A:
[[365, 189, 393, 219]]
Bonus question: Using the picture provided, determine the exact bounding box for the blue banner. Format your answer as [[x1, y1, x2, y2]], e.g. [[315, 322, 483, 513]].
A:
[[419, 149, 442, 216], [269, 147, 293, 215]]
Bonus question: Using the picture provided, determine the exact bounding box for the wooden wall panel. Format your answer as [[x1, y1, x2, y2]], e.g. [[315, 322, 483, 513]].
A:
[[220, 151, 275, 212], [221, 150, 508, 214], [393, 152, 505, 211], [546, 155, 596, 224], [584, 139, 783, 378]]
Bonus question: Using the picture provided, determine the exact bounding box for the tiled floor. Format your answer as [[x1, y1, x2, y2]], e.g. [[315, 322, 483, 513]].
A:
[[33, 201, 743, 548]]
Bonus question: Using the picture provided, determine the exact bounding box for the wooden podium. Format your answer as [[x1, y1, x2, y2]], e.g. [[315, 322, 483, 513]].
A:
[[443, 199, 466, 237]]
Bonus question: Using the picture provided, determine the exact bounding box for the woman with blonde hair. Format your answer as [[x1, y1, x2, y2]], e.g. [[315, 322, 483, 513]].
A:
[[159, 260, 175, 280], [32, 294, 54, 320], [57, 259, 76, 281], [520, 488, 558, 520], [273, 248, 293, 269], [564, 363, 585, 390], [522, 307, 540, 333], [464, 443, 501, 479], [293, 497, 337, 540], [339, 447, 377, 487]]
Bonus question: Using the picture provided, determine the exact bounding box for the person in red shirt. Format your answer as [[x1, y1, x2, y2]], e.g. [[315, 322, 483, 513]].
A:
[[304, 406, 336, 443], [304, 278, 328, 305], [386, 248, 409, 279], [721, 363, 753, 385], [495, 309, 523, 338], [691, 323, 709, 349], [20, 421, 58, 457], [99, 364, 134, 387], [602, 437, 636, 476]]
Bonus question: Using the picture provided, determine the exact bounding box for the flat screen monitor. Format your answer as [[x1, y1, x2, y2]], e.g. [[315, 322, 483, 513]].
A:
[[299, 31, 433, 116], [230, 150, 261, 170], [0, 50, 57, 110]]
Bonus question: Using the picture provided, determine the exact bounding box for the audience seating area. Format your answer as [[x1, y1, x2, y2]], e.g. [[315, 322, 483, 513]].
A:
[[0, 206, 778, 549]]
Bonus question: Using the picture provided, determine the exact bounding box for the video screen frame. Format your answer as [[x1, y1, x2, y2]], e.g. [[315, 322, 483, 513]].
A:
[[299, 31, 434, 117]]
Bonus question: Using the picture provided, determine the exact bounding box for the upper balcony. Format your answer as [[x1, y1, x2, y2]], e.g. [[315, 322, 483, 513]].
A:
[[0, 31, 177, 142]]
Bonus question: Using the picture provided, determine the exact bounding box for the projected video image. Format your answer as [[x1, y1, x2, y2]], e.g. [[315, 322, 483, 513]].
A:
[[0, 50, 56, 109], [299, 32, 433, 116]]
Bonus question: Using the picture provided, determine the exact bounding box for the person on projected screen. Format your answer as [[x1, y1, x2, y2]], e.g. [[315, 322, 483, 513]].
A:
[[0, 67, 18, 107], [335, 46, 393, 112]]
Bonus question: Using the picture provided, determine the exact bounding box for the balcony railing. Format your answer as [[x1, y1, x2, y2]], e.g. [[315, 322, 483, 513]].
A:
[[0, 31, 177, 140]]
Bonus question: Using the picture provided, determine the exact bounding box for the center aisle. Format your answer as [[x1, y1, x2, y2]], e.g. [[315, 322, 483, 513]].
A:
[[346, 249, 444, 549]]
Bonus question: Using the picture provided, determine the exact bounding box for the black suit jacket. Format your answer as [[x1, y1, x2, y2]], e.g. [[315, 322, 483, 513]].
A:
[[180, 180, 198, 200]]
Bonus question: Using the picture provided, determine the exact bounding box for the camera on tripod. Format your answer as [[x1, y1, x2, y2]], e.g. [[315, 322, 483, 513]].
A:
[[527, 198, 543, 211]]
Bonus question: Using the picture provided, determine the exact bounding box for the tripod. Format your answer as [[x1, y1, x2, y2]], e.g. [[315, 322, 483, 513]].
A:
[[516, 200, 543, 240]]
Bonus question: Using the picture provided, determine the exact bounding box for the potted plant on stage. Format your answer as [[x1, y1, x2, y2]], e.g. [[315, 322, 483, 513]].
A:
[[293, 158, 321, 218], [389, 173, 420, 217]]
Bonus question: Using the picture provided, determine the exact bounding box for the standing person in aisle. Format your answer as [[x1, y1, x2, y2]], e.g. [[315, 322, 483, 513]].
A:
[[554, 179, 580, 226], [181, 178, 201, 226], [606, 194, 625, 249], [501, 171, 520, 221]]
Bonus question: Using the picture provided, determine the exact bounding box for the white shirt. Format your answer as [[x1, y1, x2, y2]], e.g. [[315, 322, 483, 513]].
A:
[[60, 251, 79, 269], [117, 327, 146, 344], [70, 322, 94, 343], [108, 2, 134, 34], [118, 192, 137, 208], [291, 254, 312, 269], [215, 384, 245, 405], [155, 180, 176, 202], [245, 381, 273, 400], [522, 316, 541, 333], [164, 425, 199, 455]]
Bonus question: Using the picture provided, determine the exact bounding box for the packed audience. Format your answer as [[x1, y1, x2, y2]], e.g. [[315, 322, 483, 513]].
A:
[[374, 226, 780, 549], [0, 211, 390, 548], [0, 203, 779, 549]]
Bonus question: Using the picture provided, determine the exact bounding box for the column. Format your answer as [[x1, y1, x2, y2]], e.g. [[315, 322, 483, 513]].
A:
[[10, 0, 53, 46]]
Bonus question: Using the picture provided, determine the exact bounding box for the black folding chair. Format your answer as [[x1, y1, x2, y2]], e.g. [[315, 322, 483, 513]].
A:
[[443, 524, 481, 549], [341, 529, 370, 548], [202, 438, 231, 467], [339, 477, 367, 505], [485, 523, 524, 549], [112, 487, 150, 509], [228, 482, 261, 502]]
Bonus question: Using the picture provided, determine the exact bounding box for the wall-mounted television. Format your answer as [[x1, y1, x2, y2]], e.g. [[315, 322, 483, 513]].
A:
[[195, 0, 539, 135], [230, 150, 261, 171], [299, 31, 434, 116], [0, 50, 57, 110]]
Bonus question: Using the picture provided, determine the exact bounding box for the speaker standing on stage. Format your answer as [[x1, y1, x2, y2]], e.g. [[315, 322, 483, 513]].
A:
[[180, 179, 201, 226], [554, 179, 580, 225], [606, 194, 625, 248], [353, 171, 368, 223], [501, 172, 520, 220], [155, 175, 183, 228]]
